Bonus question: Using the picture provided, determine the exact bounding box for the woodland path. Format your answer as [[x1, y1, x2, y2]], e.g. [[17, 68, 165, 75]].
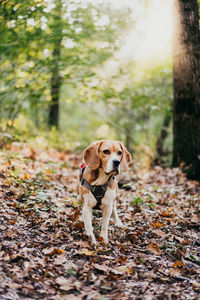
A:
[[0, 143, 200, 300]]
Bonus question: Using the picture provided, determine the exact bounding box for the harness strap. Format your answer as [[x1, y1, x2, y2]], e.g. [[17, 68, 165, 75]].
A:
[[80, 164, 113, 210]]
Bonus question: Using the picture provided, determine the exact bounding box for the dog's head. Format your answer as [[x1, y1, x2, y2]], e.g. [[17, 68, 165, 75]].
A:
[[83, 140, 131, 174]]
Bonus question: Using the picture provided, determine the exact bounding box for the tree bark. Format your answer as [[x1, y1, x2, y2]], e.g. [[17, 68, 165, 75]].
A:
[[172, 0, 200, 179], [125, 125, 132, 153], [156, 111, 171, 161], [49, 46, 61, 128], [48, 0, 62, 128]]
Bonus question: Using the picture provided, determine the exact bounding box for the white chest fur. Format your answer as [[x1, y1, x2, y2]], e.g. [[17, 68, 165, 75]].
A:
[[101, 188, 116, 207]]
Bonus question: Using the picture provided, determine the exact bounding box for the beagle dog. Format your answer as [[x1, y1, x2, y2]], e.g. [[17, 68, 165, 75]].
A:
[[78, 140, 131, 244]]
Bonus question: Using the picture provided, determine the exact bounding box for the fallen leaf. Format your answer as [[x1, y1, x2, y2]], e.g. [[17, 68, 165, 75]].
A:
[[171, 260, 184, 268], [147, 242, 162, 255], [76, 248, 95, 256], [55, 277, 73, 291], [43, 248, 65, 255], [153, 229, 168, 238], [169, 268, 181, 277], [93, 263, 109, 273], [150, 220, 166, 229]]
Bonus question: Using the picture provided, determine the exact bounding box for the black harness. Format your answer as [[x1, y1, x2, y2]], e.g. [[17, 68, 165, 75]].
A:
[[80, 164, 113, 210]]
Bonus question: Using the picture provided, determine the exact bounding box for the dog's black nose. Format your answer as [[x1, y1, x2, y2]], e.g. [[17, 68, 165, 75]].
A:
[[113, 160, 120, 168]]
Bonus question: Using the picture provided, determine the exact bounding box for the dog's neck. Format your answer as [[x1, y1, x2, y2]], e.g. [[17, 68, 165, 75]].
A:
[[92, 168, 111, 186], [85, 167, 113, 186]]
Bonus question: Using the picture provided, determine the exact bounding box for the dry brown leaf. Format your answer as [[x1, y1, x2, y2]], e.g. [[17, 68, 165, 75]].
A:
[[160, 211, 174, 217], [76, 248, 95, 256], [43, 247, 65, 255], [150, 220, 166, 229], [93, 263, 109, 273], [55, 277, 73, 291], [169, 268, 181, 277], [171, 260, 184, 268], [147, 242, 162, 255], [153, 229, 168, 237]]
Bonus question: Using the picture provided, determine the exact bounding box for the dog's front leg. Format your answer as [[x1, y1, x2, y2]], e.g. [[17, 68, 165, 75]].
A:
[[82, 193, 97, 244], [112, 200, 123, 227], [100, 205, 113, 244], [100, 189, 115, 243]]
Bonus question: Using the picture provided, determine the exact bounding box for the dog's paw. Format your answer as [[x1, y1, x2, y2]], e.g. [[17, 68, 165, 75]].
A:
[[114, 220, 124, 228], [100, 232, 108, 244], [88, 234, 97, 245]]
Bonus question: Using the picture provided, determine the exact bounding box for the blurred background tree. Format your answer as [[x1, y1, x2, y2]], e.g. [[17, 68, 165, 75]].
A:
[[0, 0, 177, 172], [0, 0, 131, 129]]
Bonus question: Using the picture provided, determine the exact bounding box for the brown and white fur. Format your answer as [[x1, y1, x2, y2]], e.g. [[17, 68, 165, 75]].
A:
[[78, 140, 131, 244]]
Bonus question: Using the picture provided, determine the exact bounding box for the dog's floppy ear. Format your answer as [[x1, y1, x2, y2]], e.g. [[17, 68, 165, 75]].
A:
[[119, 142, 132, 172], [83, 141, 102, 170]]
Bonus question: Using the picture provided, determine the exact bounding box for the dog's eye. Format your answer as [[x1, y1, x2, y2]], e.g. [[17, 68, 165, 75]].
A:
[[103, 149, 110, 155], [117, 151, 122, 155]]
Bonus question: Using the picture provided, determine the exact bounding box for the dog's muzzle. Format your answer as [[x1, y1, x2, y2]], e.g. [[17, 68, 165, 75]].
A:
[[105, 158, 120, 175], [112, 160, 120, 173], [113, 159, 120, 168]]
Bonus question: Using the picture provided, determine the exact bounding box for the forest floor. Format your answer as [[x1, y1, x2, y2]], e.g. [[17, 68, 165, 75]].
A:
[[0, 143, 200, 300]]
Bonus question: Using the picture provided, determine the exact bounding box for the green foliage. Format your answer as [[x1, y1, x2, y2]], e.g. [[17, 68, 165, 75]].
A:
[[0, 0, 131, 126], [130, 197, 145, 207], [0, 0, 173, 164], [94, 61, 173, 158]]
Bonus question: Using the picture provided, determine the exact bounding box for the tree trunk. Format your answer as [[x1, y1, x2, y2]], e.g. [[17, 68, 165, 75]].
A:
[[49, 46, 61, 128], [48, 0, 62, 128], [156, 111, 171, 162], [172, 0, 200, 179], [125, 125, 132, 153]]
